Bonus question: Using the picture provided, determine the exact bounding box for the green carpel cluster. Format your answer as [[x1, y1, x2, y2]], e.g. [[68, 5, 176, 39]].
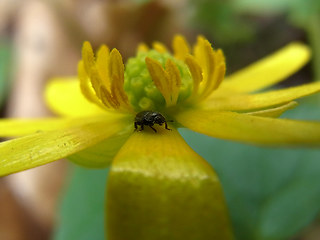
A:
[[124, 50, 192, 112]]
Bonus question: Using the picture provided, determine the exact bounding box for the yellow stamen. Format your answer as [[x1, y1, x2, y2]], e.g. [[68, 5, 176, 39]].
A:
[[193, 36, 226, 101], [185, 55, 203, 97], [201, 61, 226, 99], [213, 62, 226, 90], [194, 36, 213, 78], [89, 66, 103, 99], [80, 42, 131, 112], [82, 41, 95, 76], [137, 43, 149, 53], [194, 37, 215, 98], [100, 85, 117, 108], [173, 35, 190, 60], [145, 57, 183, 107], [165, 59, 182, 104], [152, 42, 168, 53], [78, 61, 103, 107], [109, 49, 132, 111], [145, 57, 171, 105], [96, 45, 111, 89]]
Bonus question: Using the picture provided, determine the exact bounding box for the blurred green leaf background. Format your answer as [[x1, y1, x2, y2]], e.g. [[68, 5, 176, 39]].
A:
[[0, 40, 11, 108]]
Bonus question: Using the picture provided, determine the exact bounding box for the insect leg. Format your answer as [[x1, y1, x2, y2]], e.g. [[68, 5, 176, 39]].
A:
[[149, 126, 157, 132]]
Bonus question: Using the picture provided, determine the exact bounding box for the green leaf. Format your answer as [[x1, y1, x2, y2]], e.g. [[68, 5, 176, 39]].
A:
[[232, 0, 292, 14], [0, 40, 12, 106], [288, 0, 320, 26], [180, 99, 320, 240], [189, 0, 255, 44], [53, 166, 107, 240]]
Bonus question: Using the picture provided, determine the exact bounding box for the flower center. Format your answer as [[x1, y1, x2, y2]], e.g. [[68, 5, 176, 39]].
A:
[[124, 50, 192, 112]]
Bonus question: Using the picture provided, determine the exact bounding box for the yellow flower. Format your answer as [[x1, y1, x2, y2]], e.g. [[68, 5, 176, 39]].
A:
[[1, 35, 320, 239]]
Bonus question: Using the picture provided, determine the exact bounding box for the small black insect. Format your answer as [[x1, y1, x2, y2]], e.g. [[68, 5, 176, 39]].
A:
[[134, 111, 171, 133]]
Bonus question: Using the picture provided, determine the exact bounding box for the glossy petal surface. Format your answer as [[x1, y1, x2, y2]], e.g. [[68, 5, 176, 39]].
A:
[[207, 82, 320, 111], [176, 109, 320, 146], [0, 117, 109, 137], [45, 78, 105, 117], [0, 116, 126, 176], [246, 102, 297, 118], [220, 43, 310, 93], [107, 128, 233, 240], [68, 129, 131, 168]]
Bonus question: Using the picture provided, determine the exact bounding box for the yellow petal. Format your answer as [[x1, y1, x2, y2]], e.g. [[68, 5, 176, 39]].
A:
[[175, 109, 320, 146], [246, 102, 298, 118], [173, 34, 190, 60], [221, 43, 311, 92], [68, 127, 131, 168], [0, 115, 130, 176], [107, 128, 234, 240], [45, 78, 105, 117], [206, 82, 320, 111], [0, 117, 110, 137]]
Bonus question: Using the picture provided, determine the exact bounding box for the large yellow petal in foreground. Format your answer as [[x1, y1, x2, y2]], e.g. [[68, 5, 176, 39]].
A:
[[176, 109, 320, 146], [220, 43, 310, 93], [67, 128, 131, 168], [0, 116, 126, 176], [107, 128, 234, 240], [206, 82, 320, 111], [0, 116, 108, 137], [45, 78, 106, 117]]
